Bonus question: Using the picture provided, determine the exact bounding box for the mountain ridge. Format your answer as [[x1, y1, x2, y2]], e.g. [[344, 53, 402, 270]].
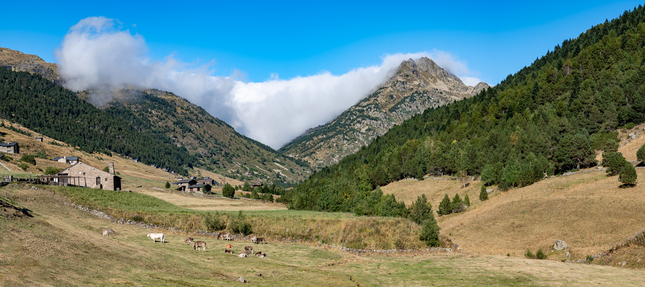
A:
[[279, 57, 489, 169]]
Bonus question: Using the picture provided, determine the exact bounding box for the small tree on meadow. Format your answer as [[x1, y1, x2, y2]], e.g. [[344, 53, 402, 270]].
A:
[[464, 193, 470, 206], [619, 162, 637, 187], [165, 181, 171, 189], [419, 214, 441, 247], [479, 185, 488, 201], [603, 151, 627, 176], [451, 194, 464, 213], [409, 194, 433, 225], [222, 183, 236, 198], [438, 194, 452, 215]]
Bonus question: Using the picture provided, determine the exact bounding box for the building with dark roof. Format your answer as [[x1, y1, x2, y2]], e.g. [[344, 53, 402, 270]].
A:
[[0, 142, 19, 154]]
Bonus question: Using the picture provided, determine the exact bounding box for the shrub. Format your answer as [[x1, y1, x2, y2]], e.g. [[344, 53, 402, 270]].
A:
[[479, 185, 488, 201], [165, 181, 170, 189], [18, 163, 29, 171], [45, 166, 61, 175], [203, 212, 226, 231], [34, 148, 47, 159], [638, 143, 645, 163], [536, 249, 547, 259], [20, 154, 36, 165], [524, 249, 534, 259], [586, 255, 594, 263], [222, 184, 235, 198], [103, 166, 110, 173], [464, 193, 470, 206], [408, 194, 433, 225], [251, 190, 260, 199], [619, 162, 637, 187], [131, 215, 144, 222], [1, 155, 12, 162], [228, 211, 252, 235]]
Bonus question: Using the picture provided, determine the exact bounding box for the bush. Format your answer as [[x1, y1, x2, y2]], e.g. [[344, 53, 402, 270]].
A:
[[20, 154, 36, 165], [479, 185, 488, 201], [619, 162, 637, 186], [165, 181, 170, 189], [222, 184, 235, 198], [536, 249, 547, 259], [1, 155, 12, 162], [103, 166, 110, 173], [251, 189, 260, 199], [203, 212, 226, 231], [464, 193, 470, 206], [638, 143, 645, 163], [45, 166, 61, 175], [586, 255, 594, 263], [34, 148, 47, 159], [228, 211, 252, 235], [525, 249, 534, 259], [18, 163, 29, 171]]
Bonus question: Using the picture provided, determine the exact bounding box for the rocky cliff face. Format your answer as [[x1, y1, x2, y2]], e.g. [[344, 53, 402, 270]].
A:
[[0, 47, 62, 84], [279, 57, 489, 169]]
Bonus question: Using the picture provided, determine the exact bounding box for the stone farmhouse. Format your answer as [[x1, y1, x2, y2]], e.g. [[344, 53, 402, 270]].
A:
[[56, 162, 121, 191], [53, 156, 79, 165], [173, 178, 211, 194], [198, 177, 218, 186], [0, 142, 19, 154]]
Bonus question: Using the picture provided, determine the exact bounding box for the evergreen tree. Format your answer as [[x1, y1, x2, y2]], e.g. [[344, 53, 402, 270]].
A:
[[603, 152, 628, 176], [619, 162, 637, 186], [409, 194, 432, 225], [222, 184, 236, 198], [479, 185, 488, 201], [419, 214, 441, 247], [451, 193, 464, 213], [438, 194, 452, 215], [165, 181, 171, 189], [464, 193, 470, 206], [243, 182, 251, 191]]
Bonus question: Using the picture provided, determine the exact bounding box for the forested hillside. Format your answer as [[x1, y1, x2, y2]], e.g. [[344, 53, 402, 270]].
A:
[[0, 68, 194, 175], [283, 5, 645, 214]]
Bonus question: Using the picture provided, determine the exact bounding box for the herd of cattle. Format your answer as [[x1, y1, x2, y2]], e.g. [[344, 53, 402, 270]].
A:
[[102, 228, 267, 258]]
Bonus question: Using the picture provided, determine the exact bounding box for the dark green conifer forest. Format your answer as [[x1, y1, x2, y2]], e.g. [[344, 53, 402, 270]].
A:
[[0, 68, 194, 175], [282, 5, 645, 216]]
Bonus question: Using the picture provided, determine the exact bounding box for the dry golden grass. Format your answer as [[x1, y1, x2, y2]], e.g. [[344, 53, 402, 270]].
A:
[[3, 186, 645, 286], [136, 189, 287, 211], [381, 177, 481, 207], [618, 123, 645, 161]]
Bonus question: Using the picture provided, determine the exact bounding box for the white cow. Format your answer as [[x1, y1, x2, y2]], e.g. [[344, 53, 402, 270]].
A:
[[147, 233, 165, 243]]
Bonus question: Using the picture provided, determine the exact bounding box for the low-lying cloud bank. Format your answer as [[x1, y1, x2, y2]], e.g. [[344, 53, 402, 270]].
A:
[[56, 17, 481, 149]]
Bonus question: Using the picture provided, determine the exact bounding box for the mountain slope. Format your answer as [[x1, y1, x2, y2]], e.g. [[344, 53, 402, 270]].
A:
[[280, 57, 488, 169], [0, 47, 311, 183], [283, 4, 645, 214]]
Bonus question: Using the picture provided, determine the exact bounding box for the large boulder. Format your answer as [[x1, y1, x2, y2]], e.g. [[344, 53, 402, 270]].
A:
[[554, 240, 568, 250]]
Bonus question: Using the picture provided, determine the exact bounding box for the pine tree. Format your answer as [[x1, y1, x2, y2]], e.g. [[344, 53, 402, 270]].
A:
[[479, 185, 488, 201], [222, 184, 236, 198], [419, 214, 441, 247], [438, 194, 452, 215], [165, 181, 170, 189], [451, 194, 464, 213], [603, 152, 627, 176], [619, 162, 637, 187], [637, 143, 645, 163], [464, 193, 470, 206], [409, 194, 432, 225]]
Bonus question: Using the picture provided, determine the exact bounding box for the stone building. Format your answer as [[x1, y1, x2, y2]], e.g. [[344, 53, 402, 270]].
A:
[[53, 156, 79, 165], [57, 162, 121, 191], [0, 142, 19, 154]]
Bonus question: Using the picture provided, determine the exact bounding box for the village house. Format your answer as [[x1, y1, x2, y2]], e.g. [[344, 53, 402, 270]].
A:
[[0, 142, 19, 154], [34, 137, 43, 142], [56, 162, 121, 191], [173, 178, 212, 194], [53, 156, 79, 165], [188, 183, 212, 193], [197, 177, 218, 186], [173, 178, 197, 191]]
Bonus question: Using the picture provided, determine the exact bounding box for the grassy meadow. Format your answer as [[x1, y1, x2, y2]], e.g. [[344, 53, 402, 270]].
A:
[[2, 186, 645, 286]]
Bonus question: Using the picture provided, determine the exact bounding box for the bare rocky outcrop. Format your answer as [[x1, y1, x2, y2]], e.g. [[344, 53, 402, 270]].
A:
[[0, 47, 63, 85], [280, 57, 489, 169]]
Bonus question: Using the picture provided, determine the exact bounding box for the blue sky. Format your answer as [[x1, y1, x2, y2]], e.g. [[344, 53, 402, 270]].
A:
[[1, 1, 644, 148], [2, 1, 642, 84]]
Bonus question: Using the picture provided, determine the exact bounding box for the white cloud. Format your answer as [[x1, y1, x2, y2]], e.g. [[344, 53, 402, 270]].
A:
[[55, 17, 482, 149]]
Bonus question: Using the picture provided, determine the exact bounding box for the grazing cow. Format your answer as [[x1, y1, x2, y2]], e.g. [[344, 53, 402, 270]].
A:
[[193, 241, 207, 252], [185, 237, 194, 244], [224, 233, 233, 241], [250, 236, 258, 244], [147, 233, 165, 243], [256, 237, 266, 244], [255, 252, 267, 258], [242, 250, 252, 255], [101, 228, 115, 236], [254, 251, 263, 256], [225, 244, 234, 249], [237, 252, 248, 258], [244, 246, 253, 252], [218, 232, 229, 240], [225, 249, 235, 254]]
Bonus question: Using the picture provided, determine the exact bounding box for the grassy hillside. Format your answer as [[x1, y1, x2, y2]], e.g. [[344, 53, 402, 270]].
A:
[[2, 186, 645, 286]]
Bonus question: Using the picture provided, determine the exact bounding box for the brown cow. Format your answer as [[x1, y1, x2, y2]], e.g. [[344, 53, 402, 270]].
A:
[[225, 244, 234, 249], [225, 249, 234, 254], [256, 237, 266, 244], [193, 241, 206, 252], [243, 250, 252, 255], [219, 232, 231, 240], [185, 237, 194, 244], [255, 252, 267, 258], [244, 246, 253, 252]]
